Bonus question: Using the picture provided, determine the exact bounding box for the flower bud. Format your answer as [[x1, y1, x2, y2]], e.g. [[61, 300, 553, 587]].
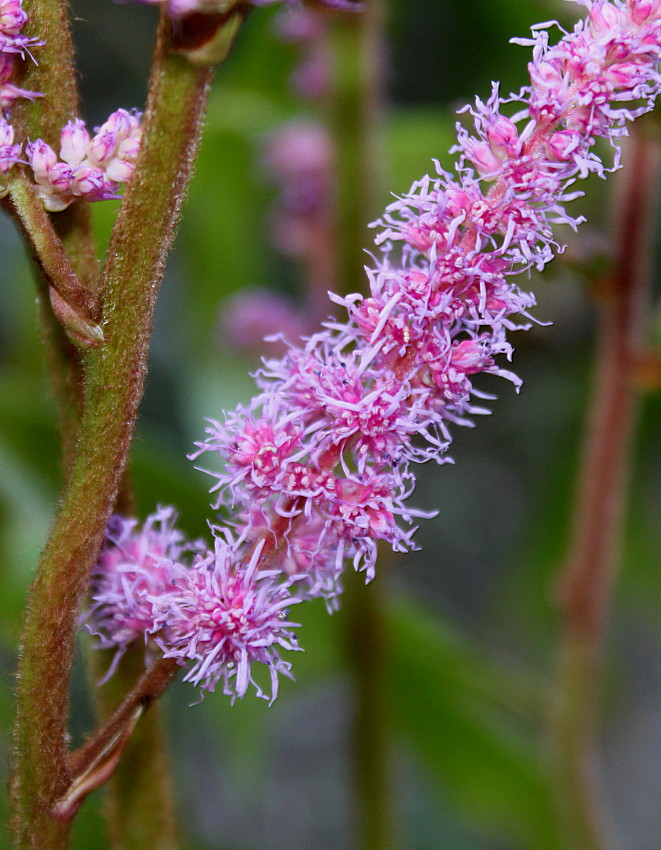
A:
[[60, 119, 90, 167]]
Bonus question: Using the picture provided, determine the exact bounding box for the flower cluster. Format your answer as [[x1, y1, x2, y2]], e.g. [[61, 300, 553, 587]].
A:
[[26, 110, 142, 211], [0, 1, 142, 207], [88, 508, 301, 701], [0, 0, 39, 195], [88, 0, 661, 701], [0, 0, 41, 108]]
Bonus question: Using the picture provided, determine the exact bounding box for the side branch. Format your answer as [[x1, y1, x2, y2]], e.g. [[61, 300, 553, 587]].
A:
[[54, 657, 180, 821], [4, 173, 103, 346]]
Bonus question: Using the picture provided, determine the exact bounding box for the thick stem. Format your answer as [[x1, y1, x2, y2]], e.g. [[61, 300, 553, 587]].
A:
[[10, 11, 220, 846], [550, 122, 661, 849], [330, 3, 394, 849]]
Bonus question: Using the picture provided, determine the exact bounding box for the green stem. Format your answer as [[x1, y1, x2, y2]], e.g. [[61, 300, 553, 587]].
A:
[[10, 10, 223, 846], [330, 3, 394, 848], [341, 565, 396, 850], [550, 122, 661, 850]]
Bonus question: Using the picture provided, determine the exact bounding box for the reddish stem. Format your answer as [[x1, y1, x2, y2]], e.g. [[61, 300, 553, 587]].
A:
[[550, 121, 660, 849]]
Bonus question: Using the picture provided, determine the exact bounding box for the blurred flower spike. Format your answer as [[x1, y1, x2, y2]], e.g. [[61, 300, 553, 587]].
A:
[[131, 0, 363, 22]]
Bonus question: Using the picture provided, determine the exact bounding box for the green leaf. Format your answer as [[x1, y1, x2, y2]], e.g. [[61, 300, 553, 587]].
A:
[[387, 596, 559, 849]]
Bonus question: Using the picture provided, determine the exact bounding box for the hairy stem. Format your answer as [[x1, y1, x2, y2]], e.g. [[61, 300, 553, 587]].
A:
[[331, 3, 394, 848], [10, 10, 224, 846], [550, 122, 661, 850]]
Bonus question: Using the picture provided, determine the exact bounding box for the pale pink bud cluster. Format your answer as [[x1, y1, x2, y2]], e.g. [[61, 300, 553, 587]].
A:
[[89, 0, 661, 702], [26, 110, 142, 211], [0, 2, 141, 207]]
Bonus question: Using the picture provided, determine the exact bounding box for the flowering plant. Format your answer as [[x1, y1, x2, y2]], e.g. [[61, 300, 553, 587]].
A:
[[1, 0, 660, 847]]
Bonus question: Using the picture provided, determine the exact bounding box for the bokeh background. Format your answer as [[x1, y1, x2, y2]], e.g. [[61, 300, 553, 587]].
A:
[[1, 0, 661, 847]]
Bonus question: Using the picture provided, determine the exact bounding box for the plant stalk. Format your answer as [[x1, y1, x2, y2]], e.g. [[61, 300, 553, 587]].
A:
[[550, 121, 661, 850], [330, 2, 394, 848], [9, 9, 225, 845]]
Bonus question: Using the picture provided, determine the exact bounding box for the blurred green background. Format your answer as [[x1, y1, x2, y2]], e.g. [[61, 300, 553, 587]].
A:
[[1, 0, 661, 847]]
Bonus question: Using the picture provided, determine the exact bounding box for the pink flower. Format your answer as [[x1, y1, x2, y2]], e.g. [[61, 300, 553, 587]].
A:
[[86, 0, 661, 705], [193, 0, 661, 600], [156, 532, 302, 703], [86, 508, 200, 669], [0, 116, 21, 192]]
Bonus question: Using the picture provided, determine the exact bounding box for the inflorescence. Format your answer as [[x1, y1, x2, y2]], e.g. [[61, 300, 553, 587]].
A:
[[83, 0, 661, 701], [0, 0, 142, 205]]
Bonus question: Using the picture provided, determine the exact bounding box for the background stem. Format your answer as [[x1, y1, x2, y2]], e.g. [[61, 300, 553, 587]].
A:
[[330, 2, 394, 848], [550, 121, 661, 850]]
